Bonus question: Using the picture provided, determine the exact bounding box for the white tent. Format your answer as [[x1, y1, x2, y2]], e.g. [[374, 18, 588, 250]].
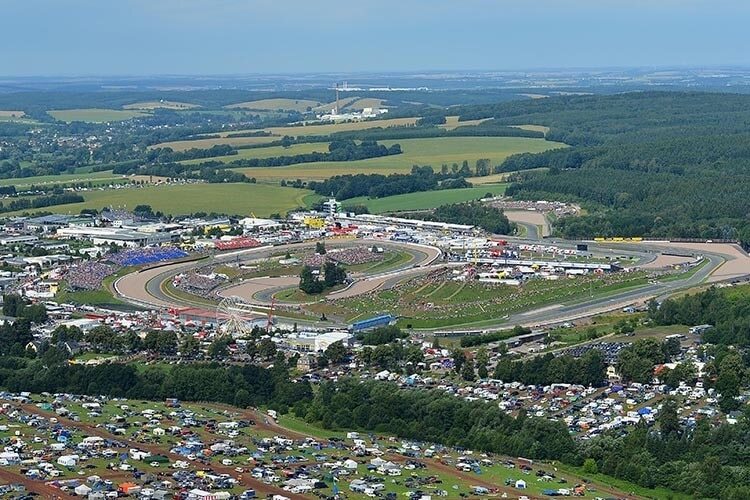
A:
[[74, 484, 92, 496], [515, 479, 527, 489], [344, 459, 358, 470]]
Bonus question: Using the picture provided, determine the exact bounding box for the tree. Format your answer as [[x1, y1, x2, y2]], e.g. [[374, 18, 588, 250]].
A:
[[208, 337, 230, 359], [452, 349, 465, 374], [461, 358, 476, 381], [299, 265, 323, 294], [325, 340, 348, 364], [323, 261, 347, 288], [143, 331, 177, 355], [180, 336, 201, 358], [257, 338, 277, 360], [582, 458, 599, 475], [315, 241, 326, 254], [658, 397, 680, 437], [234, 388, 251, 408]]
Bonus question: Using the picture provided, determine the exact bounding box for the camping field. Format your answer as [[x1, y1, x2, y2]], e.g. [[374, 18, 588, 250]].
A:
[[231, 136, 565, 182], [343, 184, 508, 213], [48, 108, 150, 122], [4, 183, 320, 217]]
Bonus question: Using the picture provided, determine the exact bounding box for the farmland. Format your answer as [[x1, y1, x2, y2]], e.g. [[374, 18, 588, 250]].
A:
[[225, 98, 322, 111], [181, 142, 331, 166], [153, 117, 421, 150], [3, 183, 320, 217], [232, 136, 565, 182], [48, 108, 150, 122], [122, 101, 199, 110], [0, 171, 121, 188], [343, 184, 508, 213]]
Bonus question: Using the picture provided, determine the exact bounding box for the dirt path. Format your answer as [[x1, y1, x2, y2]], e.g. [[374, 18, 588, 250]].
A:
[[16, 403, 306, 500], [0, 468, 74, 499]]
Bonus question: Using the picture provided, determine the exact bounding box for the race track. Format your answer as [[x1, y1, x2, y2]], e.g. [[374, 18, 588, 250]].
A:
[[112, 236, 749, 332]]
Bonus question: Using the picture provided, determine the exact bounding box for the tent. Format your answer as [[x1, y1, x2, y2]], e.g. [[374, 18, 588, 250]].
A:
[[515, 479, 527, 489], [74, 484, 92, 496]]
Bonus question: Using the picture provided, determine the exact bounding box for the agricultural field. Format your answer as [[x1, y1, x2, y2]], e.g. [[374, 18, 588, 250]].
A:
[[343, 184, 508, 213], [152, 117, 421, 151], [225, 98, 322, 112], [343, 97, 386, 110], [0, 170, 121, 188], [4, 183, 321, 217], [0, 110, 32, 122], [181, 142, 331, 166], [0, 393, 647, 499], [122, 101, 199, 110], [47, 108, 150, 122], [510, 124, 550, 135], [231, 136, 565, 182], [438, 115, 492, 130]]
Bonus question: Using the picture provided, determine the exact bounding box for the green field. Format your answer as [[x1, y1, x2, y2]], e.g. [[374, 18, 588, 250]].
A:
[[48, 108, 150, 122], [231, 136, 565, 182], [181, 141, 331, 165], [122, 100, 199, 110], [154, 117, 420, 150], [0, 170, 121, 188], [344, 184, 508, 213], [6, 183, 321, 217], [225, 98, 322, 111]]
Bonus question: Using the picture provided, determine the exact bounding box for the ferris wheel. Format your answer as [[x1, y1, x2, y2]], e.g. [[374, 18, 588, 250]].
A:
[[216, 296, 252, 338]]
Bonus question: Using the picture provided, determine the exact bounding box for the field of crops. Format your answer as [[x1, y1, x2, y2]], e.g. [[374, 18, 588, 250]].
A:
[[5, 183, 320, 217], [122, 101, 198, 110], [343, 184, 508, 213], [0, 171, 121, 187], [225, 98, 322, 111], [231, 136, 564, 182], [153, 117, 421, 150], [47, 108, 150, 122]]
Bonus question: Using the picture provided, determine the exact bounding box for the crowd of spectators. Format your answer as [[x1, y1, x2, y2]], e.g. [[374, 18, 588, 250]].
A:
[[303, 246, 383, 267], [109, 247, 189, 267], [66, 261, 118, 290], [173, 271, 227, 296]]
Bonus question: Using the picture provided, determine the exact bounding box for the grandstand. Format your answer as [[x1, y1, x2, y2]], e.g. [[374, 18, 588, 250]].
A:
[[109, 247, 189, 266], [214, 238, 262, 251]]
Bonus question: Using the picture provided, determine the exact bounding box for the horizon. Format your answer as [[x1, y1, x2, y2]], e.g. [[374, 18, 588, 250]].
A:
[[3, 0, 749, 76]]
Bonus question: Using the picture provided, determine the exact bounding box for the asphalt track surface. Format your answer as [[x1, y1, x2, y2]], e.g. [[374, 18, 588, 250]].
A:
[[113, 235, 749, 332], [114, 240, 441, 310]]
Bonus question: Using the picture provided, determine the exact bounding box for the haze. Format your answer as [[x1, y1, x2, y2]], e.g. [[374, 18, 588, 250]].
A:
[[3, 0, 749, 76]]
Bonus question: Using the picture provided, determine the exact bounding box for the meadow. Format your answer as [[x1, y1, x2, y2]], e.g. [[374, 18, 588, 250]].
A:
[[225, 98, 322, 111], [232, 136, 565, 182], [343, 184, 508, 213], [5, 183, 320, 217], [122, 100, 199, 110], [48, 108, 150, 122], [153, 117, 421, 150], [0, 170, 122, 187]]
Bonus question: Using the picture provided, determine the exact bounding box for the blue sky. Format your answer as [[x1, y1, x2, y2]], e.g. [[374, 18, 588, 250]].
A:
[[2, 0, 748, 75]]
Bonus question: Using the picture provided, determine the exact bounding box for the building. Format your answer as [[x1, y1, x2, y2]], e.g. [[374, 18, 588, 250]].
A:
[[322, 198, 342, 217]]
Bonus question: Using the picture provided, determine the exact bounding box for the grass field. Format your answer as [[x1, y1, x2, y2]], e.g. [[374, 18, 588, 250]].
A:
[[5, 183, 321, 217], [439, 115, 492, 130], [181, 141, 331, 165], [225, 98, 322, 111], [153, 117, 421, 151], [343, 184, 508, 213], [122, 100, 198, 110], [0, 110, 30, 122], [231, 136, 565, 182], [344, 97, 386, 110], [512, 124, 551, 134], [0, 171, 121, 187], [48, 108, 150, 122]]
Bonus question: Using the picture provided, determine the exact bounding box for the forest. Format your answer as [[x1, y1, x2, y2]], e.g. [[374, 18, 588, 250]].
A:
[[308, 165, 471, 200], [453, 92, 750, 242], [410, 201, 514, 234]]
